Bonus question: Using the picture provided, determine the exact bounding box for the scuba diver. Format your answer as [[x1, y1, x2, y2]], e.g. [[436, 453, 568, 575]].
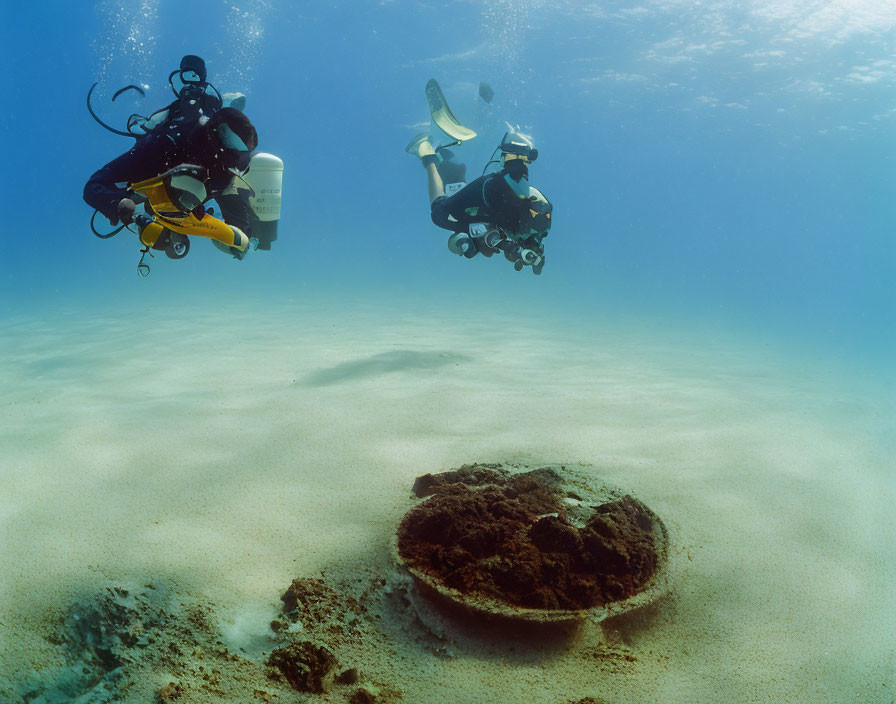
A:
[[84, 55, 283, 275], [406, 80, 552, 275], [84, 105, 258, 248]]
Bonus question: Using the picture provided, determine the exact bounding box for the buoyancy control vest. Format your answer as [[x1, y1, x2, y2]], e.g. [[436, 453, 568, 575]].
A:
[[135, 87, 223, 144]]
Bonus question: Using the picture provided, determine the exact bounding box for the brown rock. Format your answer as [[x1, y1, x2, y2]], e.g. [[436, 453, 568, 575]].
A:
[[267, 640, 338, 693], [158, 681, 183, 702], [529, 515, 584, 555], [337, 667, 360, 685], [412, 464, 507, 497], [350, 684, 380, 704], [280, 578, 361, 625], [397, 469, 660, 610]]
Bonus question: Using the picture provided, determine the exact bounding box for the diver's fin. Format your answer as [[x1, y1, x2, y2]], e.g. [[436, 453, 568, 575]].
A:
[[405, 132, 429, 154], [425, 79, 476, 142], [404, 133, 435, 158]]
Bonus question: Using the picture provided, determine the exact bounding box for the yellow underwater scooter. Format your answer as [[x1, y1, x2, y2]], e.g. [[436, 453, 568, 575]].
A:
[[90, 154, 283, 277]]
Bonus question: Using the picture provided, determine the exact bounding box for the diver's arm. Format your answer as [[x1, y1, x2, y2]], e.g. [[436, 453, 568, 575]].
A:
[[83, 154, 137, 223], [424, 161, 445, 204], [82, 138, 170, 223], [213, 182, 254, 235]]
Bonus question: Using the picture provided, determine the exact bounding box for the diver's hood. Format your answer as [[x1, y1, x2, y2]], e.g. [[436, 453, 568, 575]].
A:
[[500, 130, 538, 162], [168, 54, 223, 109], [180, 55, 207, 82]]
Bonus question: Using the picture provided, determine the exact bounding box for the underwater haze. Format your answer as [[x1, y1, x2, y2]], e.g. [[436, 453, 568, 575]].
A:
[[1, 2, 895, 703], [0, 0, 893, 369]]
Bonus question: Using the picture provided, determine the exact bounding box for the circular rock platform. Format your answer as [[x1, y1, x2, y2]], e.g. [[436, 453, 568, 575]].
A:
[[395, 464, 670, 625]]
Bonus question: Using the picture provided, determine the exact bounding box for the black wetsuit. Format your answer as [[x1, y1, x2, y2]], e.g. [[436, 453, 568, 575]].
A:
[[83, 122, 252, 234], [430, 163, 530, 236]]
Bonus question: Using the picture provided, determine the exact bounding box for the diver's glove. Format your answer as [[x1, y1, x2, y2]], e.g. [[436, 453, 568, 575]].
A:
[[116, 198, 137, 226]]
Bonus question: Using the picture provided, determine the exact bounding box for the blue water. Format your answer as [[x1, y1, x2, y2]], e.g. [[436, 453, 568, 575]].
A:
[[2, 1, 894, 370], [2, 6, 896, 701]]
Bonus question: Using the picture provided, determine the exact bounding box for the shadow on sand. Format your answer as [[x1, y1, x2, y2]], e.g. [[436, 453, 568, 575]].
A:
[[301, 350, 471, 387]]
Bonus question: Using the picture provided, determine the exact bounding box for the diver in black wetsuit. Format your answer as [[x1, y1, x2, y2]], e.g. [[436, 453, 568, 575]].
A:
[[407, 130, 552, 274], [83, 106, 258, 257]]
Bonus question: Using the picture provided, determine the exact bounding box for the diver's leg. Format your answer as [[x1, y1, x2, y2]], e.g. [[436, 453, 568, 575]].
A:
[[406, 134, 444, 204], [424, 160, 445, 204]]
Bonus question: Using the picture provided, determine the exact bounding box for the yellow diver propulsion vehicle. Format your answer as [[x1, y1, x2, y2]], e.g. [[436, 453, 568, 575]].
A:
[[89, 164, 249, 277], [132, 165, 250, 276], [89, 153, 283, 277]]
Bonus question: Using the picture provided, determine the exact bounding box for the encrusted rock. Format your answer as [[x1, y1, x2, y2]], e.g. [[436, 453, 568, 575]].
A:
[[158, 681, 183, 702], [350, 684, 380, 704], [267, 640, 338, 693], [412, 463, 508, 498], [280, 578, 361, 625], [337, 667, 360, 685], [398, 468, 661, 610], [349, 682, 404, 703]]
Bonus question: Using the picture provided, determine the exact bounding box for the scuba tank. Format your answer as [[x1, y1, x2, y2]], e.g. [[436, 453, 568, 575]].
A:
[[242, 153, 283, 250]]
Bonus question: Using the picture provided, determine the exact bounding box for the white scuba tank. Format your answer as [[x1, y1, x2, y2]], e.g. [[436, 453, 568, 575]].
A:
[[242, 152, 283, 250]]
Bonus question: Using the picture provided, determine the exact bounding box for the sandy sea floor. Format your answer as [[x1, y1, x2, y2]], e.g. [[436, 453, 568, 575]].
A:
[[0, 298, 893, 703]]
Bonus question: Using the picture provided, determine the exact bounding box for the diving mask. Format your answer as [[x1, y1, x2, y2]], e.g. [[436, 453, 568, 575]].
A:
[[503, 152, 532, 165], [500, 130, 538, 163]]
